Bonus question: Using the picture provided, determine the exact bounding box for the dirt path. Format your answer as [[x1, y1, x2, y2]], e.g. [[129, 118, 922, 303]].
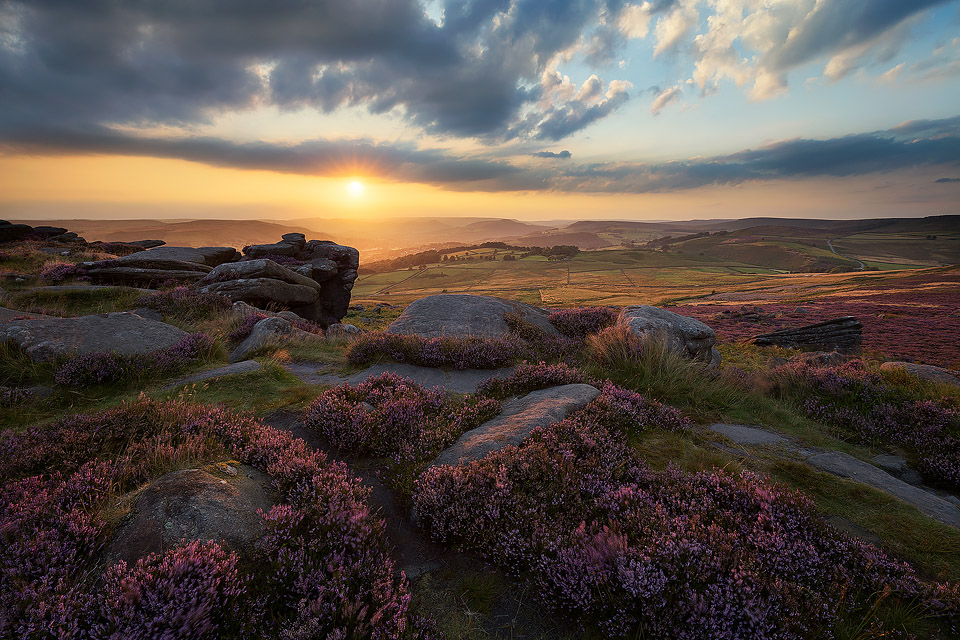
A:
[[264, 408, 571, 639], [827, 239, 866, 270]]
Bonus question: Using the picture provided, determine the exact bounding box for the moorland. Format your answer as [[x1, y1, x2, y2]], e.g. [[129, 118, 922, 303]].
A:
[[1, 214, 959, 639]]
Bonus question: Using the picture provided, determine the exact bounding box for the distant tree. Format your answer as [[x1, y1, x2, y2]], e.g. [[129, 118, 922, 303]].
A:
[[503, 254, 516, 261]]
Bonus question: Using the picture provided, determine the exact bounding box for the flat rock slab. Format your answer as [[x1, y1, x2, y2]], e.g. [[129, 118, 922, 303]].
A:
[[283, 362, 516, 394], [708, 423, 788, 446], [0, 306, 41, 323], [163, 360, 263, 390], [808, 452, 960, 529], [104, 466, 275, 567], [431, 383, 601, 468], [385, 294, 558, 339], [880, 361, 960, 387], [0, 312, 188, 361]]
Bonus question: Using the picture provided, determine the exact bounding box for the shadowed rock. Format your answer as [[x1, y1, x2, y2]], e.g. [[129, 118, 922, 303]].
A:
[[709, 423, 788, 446], [0, 311, 188, 361], [752, 317, 862, 353], [104, 466, 276, 567], [0, 221, 33, 242], [880, 361, 960, 387], [199, 258, 322, 292], [386, 294, 558, 339], [229, 316, 320, 362], [163, 360, 263, 389], [430, 384, 600, 467], [619, 305, 721, 366]]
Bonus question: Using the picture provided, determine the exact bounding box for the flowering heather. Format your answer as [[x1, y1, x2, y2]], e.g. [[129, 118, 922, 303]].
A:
[[137, 287, 231, 321], [670, 271, 960, 367], [54, 331, 215, 387], [39, 262, 88, 282], [306, 372, 501, 470], [414, 400, 953, 638], [772, 360, 960, 490], [347, 332, 523, 369], [0, 399, 430, 638], [475, 361, 597, 399], [548, 306, 618, 339]]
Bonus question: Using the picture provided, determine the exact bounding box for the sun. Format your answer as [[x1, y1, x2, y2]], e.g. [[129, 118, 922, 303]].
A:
[[346, 180, 365, 198]]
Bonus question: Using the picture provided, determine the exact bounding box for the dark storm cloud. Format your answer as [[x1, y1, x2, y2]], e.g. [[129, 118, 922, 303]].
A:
[[0, 126, 549, 191], [0, 0, 641, 143], [766, 0, 952, 72], [552, 117, 960, 193], [532, 150, 572, 159], [935, 177, 960, 183]]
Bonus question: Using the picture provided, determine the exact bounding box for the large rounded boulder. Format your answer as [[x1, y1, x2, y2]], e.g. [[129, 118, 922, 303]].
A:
[[619, 305, 721, 367], [385, 294, 559, 339]]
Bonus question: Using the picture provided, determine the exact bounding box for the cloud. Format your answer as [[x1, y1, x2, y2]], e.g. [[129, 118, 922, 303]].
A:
[[650, 85, 682, 114], [509, 74, 632, 141], [552, 116, 960, 193], [0, 127, 549, 192], [532, 150, 572, 159], [934, 177, 960, 183], [688, 0, 950, 100], [0, 0, 642, 145]]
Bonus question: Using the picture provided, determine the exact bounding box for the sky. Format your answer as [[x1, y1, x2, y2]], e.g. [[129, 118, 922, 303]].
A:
[[1, 0, 959, 222]]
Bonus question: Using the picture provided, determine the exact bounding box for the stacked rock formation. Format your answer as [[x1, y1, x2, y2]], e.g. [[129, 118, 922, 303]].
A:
[[752, 317, 862, 353], [85, 246, 240, 286], [0, 220, 86, 243], [196, 233, 359, 326]]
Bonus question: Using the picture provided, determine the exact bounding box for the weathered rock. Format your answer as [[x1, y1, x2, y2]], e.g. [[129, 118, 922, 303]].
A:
[[326, 323, 361, 341], [243, 241, 300, 258], [880, 361, 960, 387], [32, 225, 68, 238], [86, 266, 209, 286], [0, 306, 41, 323], [431, 384, 601, 467], [752, 317, 862, 353], [163, 360, 263, 389], [104, 466, 275, 566], [298, 240, 360, 270], [200, 278, 319, 310], [0, 223, 32, 242], [115, 246, 239, 267], [198, 258, 322, 292], [619, 305, 720, 366], [708, 423, 788, 446], [128, 239, 166, 249], [0, 312, 188, 361], [229, 316, 319, 362], [808, 451, 960, 529], [294, 258, 339, 283], [281, 233, 307, 251], [386, 294, 558, 339]]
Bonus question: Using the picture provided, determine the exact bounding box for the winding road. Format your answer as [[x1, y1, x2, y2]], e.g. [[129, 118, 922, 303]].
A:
[[827, 239, 866, 270]]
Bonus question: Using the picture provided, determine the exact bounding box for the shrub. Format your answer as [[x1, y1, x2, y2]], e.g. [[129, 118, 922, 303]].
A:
[[39, 262, 88, 283], [474, 361, 596, 399], [0, 399, 431, 638], [413, 398, 954, 637], [137, 287, 232, 321], [772, 360, 960, 490], [548, 306, 617, 339], [53, 332, 216, 387], [346, 332, 523, 370], [306, 372, 501, 474]]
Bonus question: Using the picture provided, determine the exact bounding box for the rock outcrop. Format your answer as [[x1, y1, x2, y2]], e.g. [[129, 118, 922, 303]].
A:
[[104, 466, 275, 566], [229, 316, 321, 362], [619, 305, 721, 367], [880, 361, 960, 387], [430, 384, 600, 467], [0, 311, 188, 361], [752, 317, 862, 353], [385, 294, 558, 339], [84, 246, 240, 286]]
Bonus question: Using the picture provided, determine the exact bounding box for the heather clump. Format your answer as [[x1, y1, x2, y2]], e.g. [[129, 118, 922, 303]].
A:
[[548, 306, 617, 339], [475, 361, 596, 399], [772, 359, 960, 490], [413, 396, 955, 638], [39, 262, 88, 283], [138, 287, 232, 322], [0, 399, 430, 638], [306, 372, 501, 479], [53, 331, 216, 387], [346, 332, 523, 369]]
